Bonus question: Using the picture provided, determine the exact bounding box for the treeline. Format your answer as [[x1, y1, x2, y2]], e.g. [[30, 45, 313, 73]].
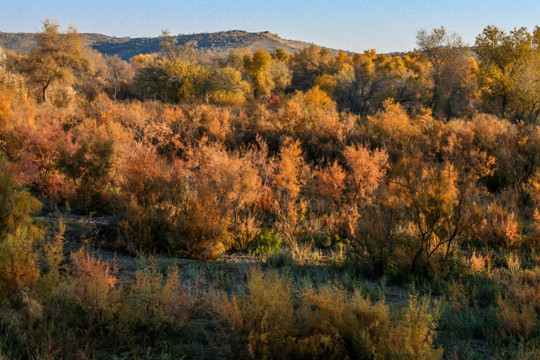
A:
[[3, 22, 540, 122]]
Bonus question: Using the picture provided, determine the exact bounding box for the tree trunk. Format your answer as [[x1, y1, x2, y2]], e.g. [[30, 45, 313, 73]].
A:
[[42, 82, 50, 103]]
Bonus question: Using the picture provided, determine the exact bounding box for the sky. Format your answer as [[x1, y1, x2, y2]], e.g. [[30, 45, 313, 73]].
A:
[[1, 1, 540, 53]]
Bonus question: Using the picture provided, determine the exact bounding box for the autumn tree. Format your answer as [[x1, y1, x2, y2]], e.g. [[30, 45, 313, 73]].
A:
[[272, 138, 310, 250], [309, 161, 346, 208], [343, 144, 389, 203], [243, 49, 273, 98], [390, 157, 483, 274], [289, 45, 331, 91], [475, 26, 537, 120], [135, 31, 212, 102], [25, 19, 90, 103], [333, 51, 419, 115], [105, 55, 134, 101], [210, 66, 250, 106], [416, 26, 477, 120]]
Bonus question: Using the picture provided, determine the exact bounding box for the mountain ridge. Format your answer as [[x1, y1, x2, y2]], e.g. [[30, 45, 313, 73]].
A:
[[0, 30, 349, 60]]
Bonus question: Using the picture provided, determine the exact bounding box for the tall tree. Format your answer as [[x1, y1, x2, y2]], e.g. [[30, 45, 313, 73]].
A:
[[289, 45, 331, 91], [417, 26, 475, 120], [243, 49, 273, 98], [475, 26, 534, 119], [135, 31, 212, 103], [105, 55, 133, 101], [333, 51, 415, 116], [25, 19, 89, 103]]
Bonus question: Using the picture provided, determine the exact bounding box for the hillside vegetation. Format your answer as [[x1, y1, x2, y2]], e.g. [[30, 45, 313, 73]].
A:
[[1, 19, 540, 359], [0, 30, 336, 60]]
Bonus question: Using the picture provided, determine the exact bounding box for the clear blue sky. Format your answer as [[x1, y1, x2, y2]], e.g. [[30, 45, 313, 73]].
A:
[[1, 0, 539, 53]]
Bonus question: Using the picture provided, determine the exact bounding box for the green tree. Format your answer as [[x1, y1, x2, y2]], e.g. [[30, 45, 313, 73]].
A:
[[475, 26, 534, 119]]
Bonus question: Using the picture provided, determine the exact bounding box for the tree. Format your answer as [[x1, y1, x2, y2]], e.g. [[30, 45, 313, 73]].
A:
[[210, 66, 250, 106], [333, 51, 419, 116], [289, 45, 331, 91], [135, 31, 212, 103], [475, 26, 534, 119], [509, 52, 540, 123], [416, 26, 476, 120], [105, 55, 133, 101], [25, 19, 90, 103], [243, 49, 273, 98]]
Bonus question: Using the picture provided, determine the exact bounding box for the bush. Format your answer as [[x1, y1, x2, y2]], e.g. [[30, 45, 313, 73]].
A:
[[213, 268, 297, 359], [213, 269, 443, 360], [0, 156, 42, 298], [0, 229, 40, 297], [70, 248, 118, 332], [254, 230, 282, 256], [127, 264, 192, 336], [483, 202, 521, 249], [496, 295, 537, 341], [298, 287, 443, 360]]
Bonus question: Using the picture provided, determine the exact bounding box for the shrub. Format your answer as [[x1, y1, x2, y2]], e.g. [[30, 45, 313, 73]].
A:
[[178, 143, 261, 258], [298, 285, 390, 359], [254, 230, 282, 256], [263, 249, 295, 268], [0, 156, 42, 236], [70, 248, 118, 331], [395, 293, 443, 360], [297, 287, 442, 360], [126, 264, 192, 336], [483, 202, 521, 249], [56, 131, 115, 213], [214, 268, 297, 359], [0, 229, 40, 297], [496, 295, 537, 341], [0, 156, 42, 298]]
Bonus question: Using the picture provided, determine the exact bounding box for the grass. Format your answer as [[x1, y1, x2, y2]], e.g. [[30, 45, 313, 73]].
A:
[[1, 217, 539, 359]]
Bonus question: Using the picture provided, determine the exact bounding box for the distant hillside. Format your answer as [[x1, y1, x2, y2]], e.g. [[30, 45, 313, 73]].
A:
[[0, 30, 346, 60]]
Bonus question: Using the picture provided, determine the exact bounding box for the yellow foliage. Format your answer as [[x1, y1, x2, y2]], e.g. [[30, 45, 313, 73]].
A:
[[304, 85, 335, 110], [273, 137, 305, 201]]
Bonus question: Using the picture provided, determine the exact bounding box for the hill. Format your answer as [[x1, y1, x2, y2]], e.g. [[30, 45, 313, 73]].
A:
[[0, 30, 345, 60]]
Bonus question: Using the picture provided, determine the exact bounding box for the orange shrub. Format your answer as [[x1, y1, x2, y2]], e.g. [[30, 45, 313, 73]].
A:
[[482, 202, 521, 249], [343, 144, 388, 202], [70, 248, 118, 329]]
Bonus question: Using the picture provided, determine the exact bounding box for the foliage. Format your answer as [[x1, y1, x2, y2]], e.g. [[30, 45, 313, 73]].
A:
[[24, 19, 90, 103], [2, 19, 540, 358], [0, 156, 41, 298], [254, 230, 282, 256]]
